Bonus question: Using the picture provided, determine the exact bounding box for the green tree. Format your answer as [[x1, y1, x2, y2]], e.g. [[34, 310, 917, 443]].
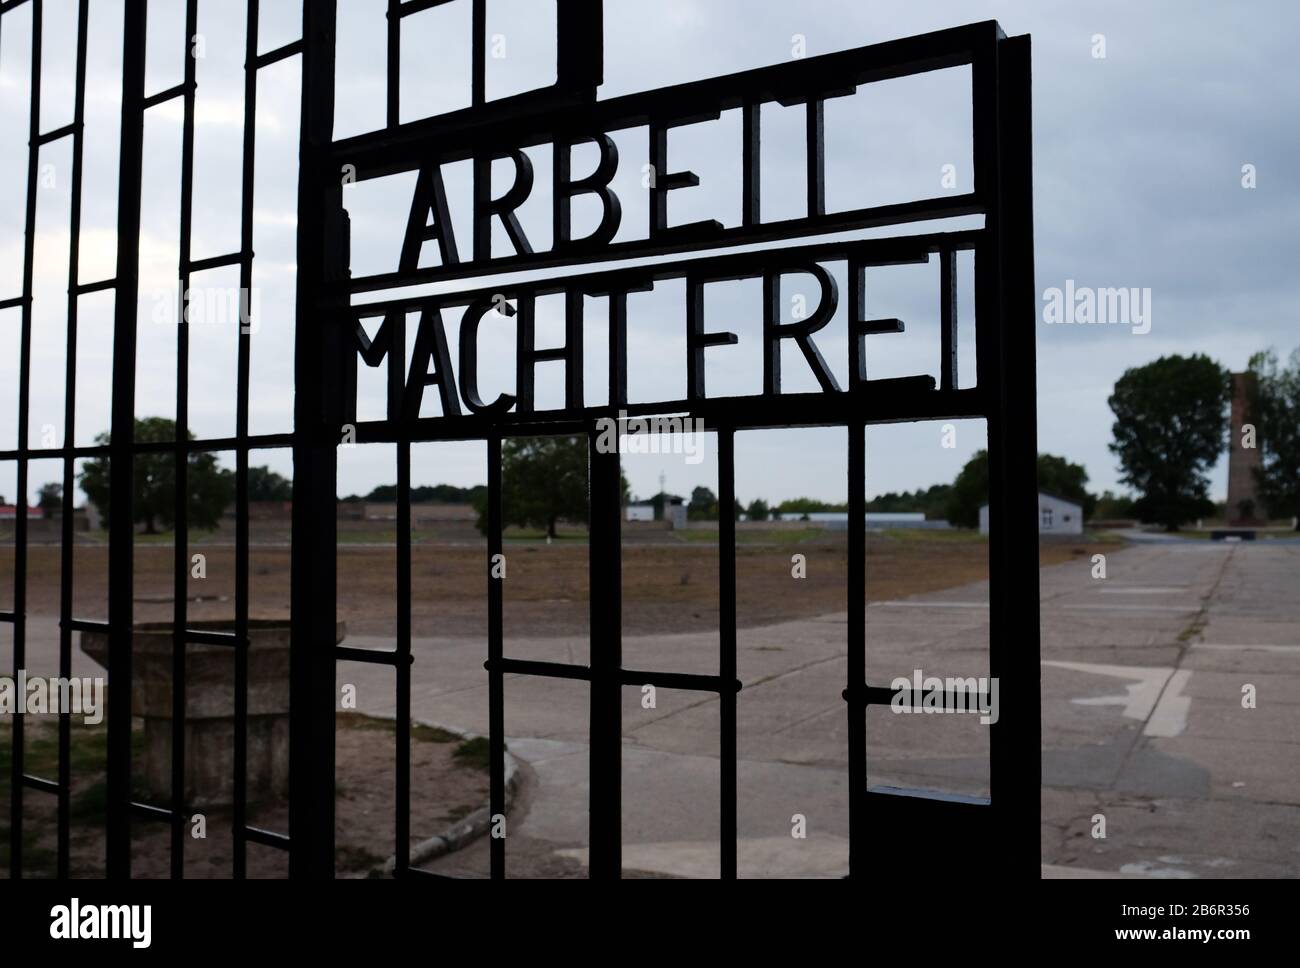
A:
[[1108, 354, 1228, 530], [945, 451, 989, 529], [1248, 348, 1300, 527], [945, 450, 1097, 528], [470, 436, 628, 538], [37, 482, 62, 513], [247, 465, 293, 502], [78, 417, 234, 533], [688, 486, 718, 521], [746, 498, 770, 522], [1036, 453, 1096, 519]]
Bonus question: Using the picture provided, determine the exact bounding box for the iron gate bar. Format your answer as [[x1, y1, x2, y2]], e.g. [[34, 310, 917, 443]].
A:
[[171, 0, 199, 879], [289, 0, 341, 879], [6, 0, 40, 879], [588, 429, 622, 879], [51, 0, 89, 880], [718, 427, 737, 880], [396, 437, 412, 875], [0, 2, 1037, 880], [0, 431, 296, 461], [106, 0, 147, 877], [486, 432, 504, 878]]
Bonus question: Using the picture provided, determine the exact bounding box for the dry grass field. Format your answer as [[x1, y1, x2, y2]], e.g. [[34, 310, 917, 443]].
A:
[[0, 525, 1115, 637]]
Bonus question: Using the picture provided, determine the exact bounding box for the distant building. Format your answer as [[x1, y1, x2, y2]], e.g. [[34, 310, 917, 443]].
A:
[[0, 505, 43, 520], [626, 502, 655, 522], [979, 491, 1083, 535]]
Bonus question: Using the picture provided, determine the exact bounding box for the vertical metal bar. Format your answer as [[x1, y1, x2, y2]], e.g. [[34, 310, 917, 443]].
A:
[[741, 102, 760, 228], [289, 0, 339, 879], [988, 32, 1039, 876], [232, 0, 261, 879], [170, 0, 199, 880], [805, 98, 824, 218], [107, 0, 148, 879], [717, 427, 737, 879], [10, 0, 41, 881], [395, 439, 411, 874], [939, 248, 958, 392], [385, 0, 399, 128], [470, 0, 485, 107], [486, 433, 504, 879], [846, 420, 866, 878], [555, 0, 602, 96], [55, 0, 91, 880], [587, 428, 622, 879]]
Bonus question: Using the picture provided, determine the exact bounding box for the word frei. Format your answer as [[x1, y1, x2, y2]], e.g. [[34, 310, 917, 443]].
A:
[[49, 899, 151, 948], [1041, 279, 1152, 334], [0, 671, 104, 725], [890, 669, 1000, 725]]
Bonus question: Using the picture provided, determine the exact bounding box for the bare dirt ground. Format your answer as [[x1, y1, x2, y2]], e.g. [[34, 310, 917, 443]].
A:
[[0, 712, 489, 879], [0, 526, 1114, 637], [0, 524, 1114, 878]]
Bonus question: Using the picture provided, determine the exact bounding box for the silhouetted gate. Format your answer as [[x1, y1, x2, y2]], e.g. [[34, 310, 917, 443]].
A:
[[2, 0, 1038, 879]]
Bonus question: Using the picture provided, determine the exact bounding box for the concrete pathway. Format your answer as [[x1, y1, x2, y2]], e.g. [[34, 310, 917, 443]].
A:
[[15, 539, 1299, 877]]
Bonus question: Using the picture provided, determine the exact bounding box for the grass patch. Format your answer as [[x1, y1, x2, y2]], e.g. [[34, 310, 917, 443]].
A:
[[452, 736, 493, 771], [336, 712, 460, 744]]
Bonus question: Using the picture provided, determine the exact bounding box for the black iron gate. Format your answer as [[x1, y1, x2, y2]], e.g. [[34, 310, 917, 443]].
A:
[[3, 0, 1039, 880]]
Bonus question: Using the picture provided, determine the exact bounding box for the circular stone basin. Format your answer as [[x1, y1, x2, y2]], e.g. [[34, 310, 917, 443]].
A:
[[80, 619, 345, 808]]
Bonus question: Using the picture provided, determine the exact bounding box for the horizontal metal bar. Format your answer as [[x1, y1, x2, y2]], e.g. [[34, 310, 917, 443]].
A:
[[129, 800, 175, 822], [243, 825, 290, 850], [333, 21, 995, 176], [335, 645, 411, 666], [398, 866, 460, 880], [36, 121, 78, 144], [186, 629, 244, 647], [354, 229, 979, 310], [21, 774, 62, 795], [187, 251, 249, 274], [75, 277, 117, 295], [0, 431, 295, 461], [397, 0, 458, 17], [0, 0, 30, 14], [848, 685, 993, 708], [252, 39, 302, 70], [62, 618, 110, 633], [142, 83, 191, 109], [487, 657, 591, 682], [350, 208, 982, 295], [0, 610, 15, 623], [0, 295, 28, 310], [867, 785, 991, 807], [345, 383, 981, 445], [618, 668, 740, 694]]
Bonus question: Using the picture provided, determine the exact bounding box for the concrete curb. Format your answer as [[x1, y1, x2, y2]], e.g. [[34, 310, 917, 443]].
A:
[[372, 720, 520, 878]]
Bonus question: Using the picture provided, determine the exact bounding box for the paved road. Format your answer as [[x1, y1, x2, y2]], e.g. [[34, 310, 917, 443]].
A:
[[348, 538, 1299, 878], [18, 538, 1299, 877]]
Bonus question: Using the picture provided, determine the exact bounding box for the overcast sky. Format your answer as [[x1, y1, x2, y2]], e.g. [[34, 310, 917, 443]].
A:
[[1, 0, 1296, 508]]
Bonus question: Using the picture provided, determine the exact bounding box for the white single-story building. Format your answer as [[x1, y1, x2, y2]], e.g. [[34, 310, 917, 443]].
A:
[[979, 491, 1083, 535], [626, 502, 655, 522]]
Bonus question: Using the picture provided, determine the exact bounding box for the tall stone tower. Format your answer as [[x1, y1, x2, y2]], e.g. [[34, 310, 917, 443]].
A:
[[1226, 371, 1265, 525]]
